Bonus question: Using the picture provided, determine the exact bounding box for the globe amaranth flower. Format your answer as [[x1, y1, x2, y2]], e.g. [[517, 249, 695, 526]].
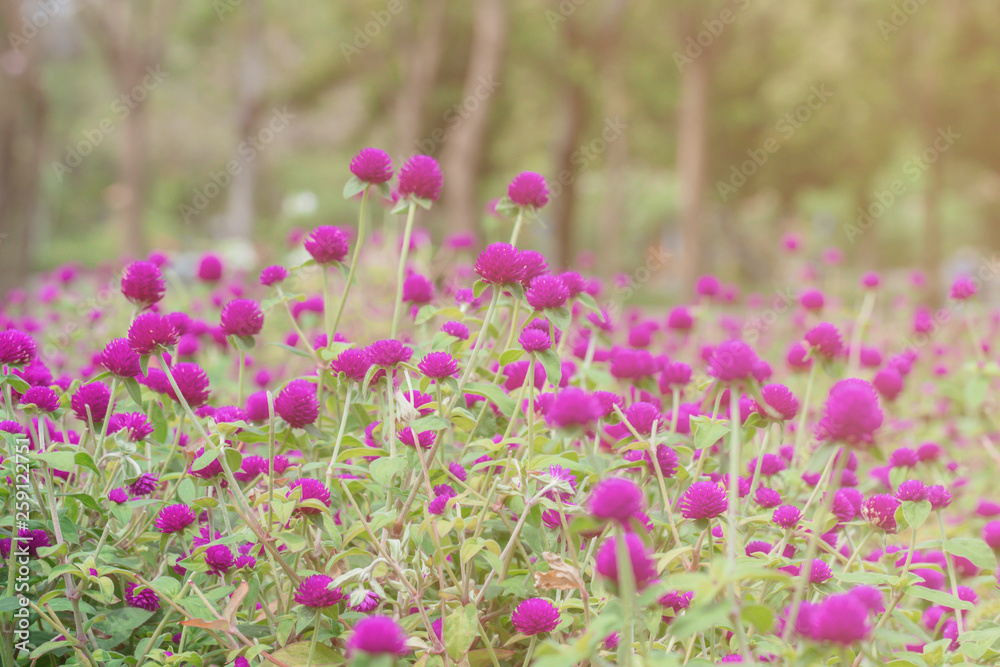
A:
[[128, 313, 179, 355], [428, 495, 449, 515], [120, 260, 165, 308], [351, 590, 381, 613], [658, 362, 693, 392], [109, 488, 128, 504], [660, 590, 694, 623], [511, 597, 560, 636], [332, 348, 373, 381], [197, 254, 223, 281], [305, 226, 349, 264], [677, 481, 728, 520], [707, 340, 758, 383], [126, 473, 158, 497], [816, 379, 883, 447], [754, 384, 799, 422], [347, 615, 409, 656], [594, 533, 658, 590], [398, 154, 443, 202], [165, 363, 211, 409], [519, 328, 551, 353], [873, 367, 903, 401], [772, 505, 802, 528], [805, 323, 844, 359], [259, 265, 288, 287], [748, 453, 787, 479], [398, 427, 435, 450], [220, 299, 264, 337], [861, 494, 900, 533], [507, 172, 549, 209], [418, 351, 458, 379], [696, 275, 720, 297], [807, 559, 833, 584], [402, 273, 434, 305], [125, 583, 160, 611], [71, 382, 112, 425], [0, 329, 36, 366], [588, 478, 644, 523], [107, 412, 154, 442], [896, 480, 928, 502], [275, 379, 319, 428], [475, 243, 525, 286], [22, 386, 59, 413], [800, 288, 825, 311], [367, 339, 411, 367], [808, 592, 872, 645], [950, 276, 977, 300], [526, 274, 568, 310], [644, 445, 679, 478], [442, 320, 469, 340], [101, 338, 142, 378], [205, 544, 235, 575], [350, 147, 393, 184], [155, 504, 196, 533], [288, 478, 331, 514], [545, 387, 602, 429], [294, 574, 345, 608]]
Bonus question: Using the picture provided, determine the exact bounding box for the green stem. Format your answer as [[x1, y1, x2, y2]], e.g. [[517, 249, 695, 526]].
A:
[[332, 185, 369, 335], [324, 385, 353, 486], [510, 208, 525, 246], [615, 525, 636, 667], [793, 362, 818, 470], [306, 609, 322, 667], [390, 200, 418, 339]]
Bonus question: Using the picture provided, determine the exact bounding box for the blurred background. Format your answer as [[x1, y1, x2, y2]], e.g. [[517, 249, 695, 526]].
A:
[[2, 0, 1000, 300]]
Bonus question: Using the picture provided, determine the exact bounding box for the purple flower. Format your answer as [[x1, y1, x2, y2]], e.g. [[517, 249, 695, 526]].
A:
[[418, 352, 458, 379], [22, 386, 59, 413], [259, 265, 288, 286], [347, 615, 409, 656], [588, 478, 643, 524], [220, 299, 264, 337], [805, 323, 843, 359], [927, 485, 952, 509], [165, 363, 211, 408], [808, 592, 872, 645], [507, 172, 549, 208], [772, 505, 802, 528], [275, 379, 319, 428], [816, 379, 883, 447], [442, 321, 469, 340], [644, 445, 679, 478], [294, 574, 345, 608], [155, 504, 196, 533], [351, 590, 381, 612], [128, 313, 179, 355], [519, 328, 551, 353], [304, 226, 349, 264], [896, 480, 928, 502], [511, 597, 560, 635], [125, 583, 160, 611], [950, 276, 977, 300], [475, 243, 525, 286], [101, 338, 142, 378], [288, 478, 331, 514], [0, 330, 36, 366], [350, 147, 393, 184], [861, 494, 900, 533], [398, 155, 443, 202], [707, 340, 758, 383], [126, 473, 158, 497], [109, 488, 128, 504], [677, 481, 728, 520], [448, 461, 467, 482], [367, 339, 411, 367], [754, 384, 799, 422], [205, 544, 235, 575], [873, 368, 903, 401], [428, 495, 449, 515], [121, 260, 165, 308], [526, 274, 568, 311], [197, 254, 223, 281], [71, 382, 112, 425], [108, 412, 155, 442], [800, 288, 825, 311], [331, 348, 372, 381], [545, 388, 602, 429], [658, 362, 693, 391], [594, 533, 658, 590], [403, 273, 434, 304]]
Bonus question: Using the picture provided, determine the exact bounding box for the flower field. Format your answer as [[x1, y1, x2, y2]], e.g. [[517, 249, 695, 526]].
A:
[[3, 151, 1000, 667]]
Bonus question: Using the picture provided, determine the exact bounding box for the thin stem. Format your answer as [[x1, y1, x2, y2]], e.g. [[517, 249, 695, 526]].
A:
[[325, 385, 353, 486], [792, 362, 818, 470], [332, 185, 370, 335], [390, 201, 418, 339], [510, 208, 525, 246]]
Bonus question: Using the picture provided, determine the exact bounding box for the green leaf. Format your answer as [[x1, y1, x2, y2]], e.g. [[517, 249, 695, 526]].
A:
[[123, 377, 143, 406], [177, 478, 196, 505], [229, 335, 256, 352], [63, 493, 103, 513], [268, 342, 314, 360], [465, 382, 515, 416], [343, 175, 368, 199], [74, 452, 100, 475], [223, 448, 243, 473], [538, 350, 562, 387], [279, 531, 308, 553], [270, 641, 344, 666], [444, 604, 479, 662], [472, 280, 489, 299], [139, 354, 150, 377], [94, 607, 155, 652], [965, 376, 988, 411], [741, 604, 774, 632], [906, 586, 973, 610], [690, 417, 730, 451], [902, 500, 932, 530], [547, 306, 571, 332], [150, 401, 168, 443], [35, 451, 77, 471], [191, 449, 221, 473], [369, 457, 408, 486], [944, 537, 996, 570], [498, 348, 524, 366], [460, 538, 486, 565], [5, 375, 30, 394]]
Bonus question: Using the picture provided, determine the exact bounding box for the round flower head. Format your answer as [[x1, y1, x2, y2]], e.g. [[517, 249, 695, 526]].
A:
[[808, 592, 871, 645], [350, 147, 393, 184], [773, 505, 802, 528], [108, 488, 128, 504], [398, 154, 442, 202], [754, 384, 799, 421], [304, 226, 349, 264], [197, 254, 223, 281], [518, 251, 549, 289], [804, 323, 843, 359], [658, 362, 693, 392], [861, 494, 900, 533], [645, 445, 679, 478], [205, 544, 235, 575], [896, 480, 927, 502], [519, 328, 551, 353], [873, 367, 903, 402], [800, 288, 825, 311], [511, 597, 560, 635], [125, 583, 160, 611], [259, 265, 288, 287], [101, 338, 141, 378], [475, 243, 525, 286], [108, 412, 154, 442], [155, 503, 196, 533], [367, 339, 411, 367], [526, 274, 569, 310], [442, 321, 469, 340], [696, 275, 720, 297], [667, 307, 694, 330], [816, 379, 883, 446], [275, 379, 319, 428], [594, 533, 658, 590], [950, 275, 977, 300], [331, 348, 372, 381], [808, 559, 833, 584], [677, 481, 728, 520], [294, 574, 345, 608], [165, 363, 211, 408], [418, 351, 458, 379], [507, 172, 549, 209], [22, 386, 59, 413], [428, 495, 449, 515], [126, 473, 158, 497], [786, 342, 813, 370], [347, 615, 409, 656], [588, 478, 644, 524], [403, 273, 434, 304], [120, 260, 165, 308], [289, 478, 332, 514], [926, 486, 952, 510], [220, 299, 264, 337], [545, 388, 602, 429], [0, 329, 37, 366], [707, 340, 758, 383], [72, 382, 112, 425], [128, 313, 179, 355], [982, 522, 1000, 551]]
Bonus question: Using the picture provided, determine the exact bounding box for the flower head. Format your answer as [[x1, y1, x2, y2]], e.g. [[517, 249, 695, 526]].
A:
[[128, 313, 179, 355], [511, 597, 560, 635], [398, 155, 442, 202], [507, 172, 549, 208], [950, 276, 977, 300], [861, 494, 900, 533], [125, 583, 160, 611], [126, 473, 158, 497], [294, 574, 345, 608], [109, 488, 128, 504], [0, 330, 36, 366], [546, 388, 602, 429], [808, 592, 872, 645], [519, 328, 551, 353], [526, 274, 569, 310], [594, 533, 658, 590], [347, 615, 409, 656], [475, 243, 525, 286], [108, 412, 154, 442], [773, 505, 802, 528], [205, 544, 235, 575], [165, 363, 211, 408], [22, 386, 59, 413], [304, 226, 349, 264], [289, 478, 331, 514], [418, 351, 458, 379], [220, 299, 264, 337], [197, 254, 223, 281], [155, 504, 196, 533], [259, 265, 288, 286], [754, 384, 799, 421], [588, 478, 644, 523], [707, 340, 758, 383], [367, 339, 411, 367], [816, 379, 883, 447], [677, 481, 728, 520], [121, 260, 165, 308], [101, 338, 142, 378], [275, 379, 319, 428], [71, 382, 112, 425], [896, 480, 928, 502], [350, 147, 393, 184], [805, 323, 843, 359]]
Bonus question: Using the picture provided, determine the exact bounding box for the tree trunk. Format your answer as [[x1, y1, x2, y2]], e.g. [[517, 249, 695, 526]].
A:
[[922, 126, 944, 305], [439, 0, 506, 235], [550, 84, 588, 269], [394, 0, 447, 158], [114, 90, 147, 258]]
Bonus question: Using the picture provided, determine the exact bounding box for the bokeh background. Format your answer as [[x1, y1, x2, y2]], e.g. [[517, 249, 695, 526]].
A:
[[2, 0, 999, 301]]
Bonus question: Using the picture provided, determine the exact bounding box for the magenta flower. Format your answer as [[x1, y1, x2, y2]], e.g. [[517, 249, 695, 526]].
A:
[[205, 544, 235, 575], [126, 473, 158, 497], [101, 338, 142, 378], [402, 273, 434, 304], [861, 494, 900, 533], [677, 481, 728, 520], [950, 275, 977, 300], [367, 339, 411, 367], [108, 412, 154, 442], [816, 379, 883, 447], [707, 340, 758, 383], [594, 533, 658, 590], [696, 275, 720, 297], [71, 382, 112, 425], [125, 583, 160, 611], [0, 330, 36, 366], [588, 478, 643, 523], [545, 388, 602, 429], [418, 351, 458, 379], [347, 615, 409, 656], [165, 362, 211, 408], [305, 226, 349, 264], [526, 274, 569, 310], [350, 148, 393, 184], [808, 592, 872, 645], [644, 445, 679, 478], [155, 504, 196, 533], [428, 495, 449, 515], [275, 379, 319, 428], [519, 328, 551, 353], [128, 313, 179, 355], [398, 155, 442, 202], [120, 260, 165, 308], [294, 574, 345, 608], [220, 299, 264, 337], [800, 288, 825, 311], [658, 362, 693, 391], [108, 488, 128, 504], [896, 480, 928, 502], [331, 348, 373, 381], [772, 505, 802, 528], [442, 321, 469, 340], [511, 597, 560, 636], [259, 265, 288, 286], [288, 478, 331, 514], [507, 172, 549, 209], [873, 367, 903, 402], [474, 243, 525, 286], [22, 386, 59, 413], [804, 323, 843, 359], [197, 254, 223, 282]]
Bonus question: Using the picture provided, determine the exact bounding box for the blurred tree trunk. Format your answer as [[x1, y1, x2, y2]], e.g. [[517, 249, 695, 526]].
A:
[[394, 0, 447, 158], [439, 0, 506, 234], [551, 83, 587, 269], [675, 11, 714, 294], [221, 0, 265, 241], [0, 2, 48, 294], [922, 123, 944, 305]]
